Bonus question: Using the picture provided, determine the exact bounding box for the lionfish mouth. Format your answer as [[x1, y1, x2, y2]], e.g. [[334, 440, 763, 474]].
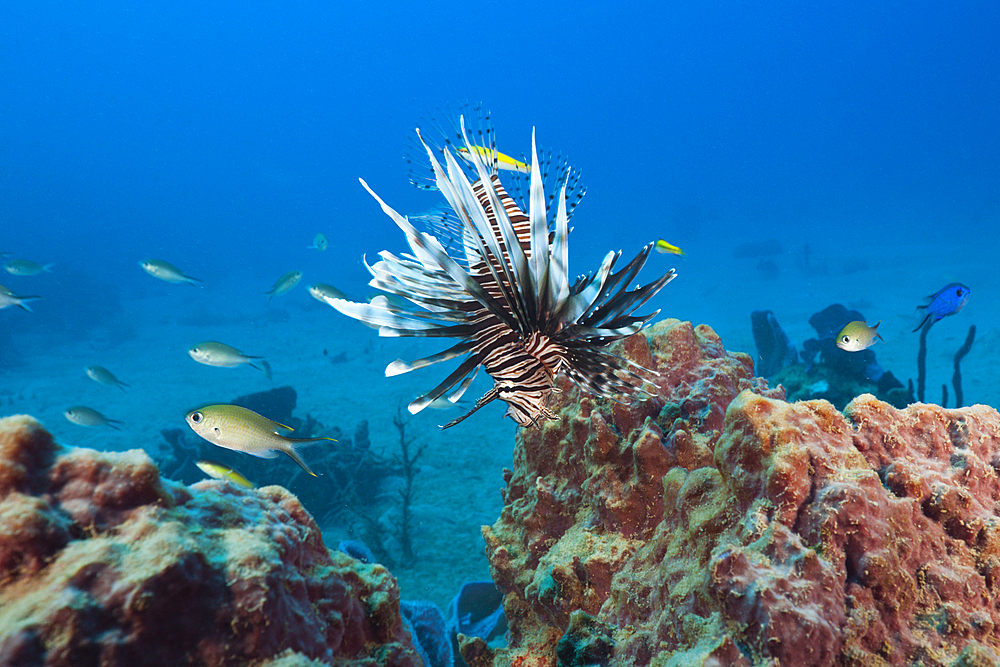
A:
[[325, 114, 677, 428]]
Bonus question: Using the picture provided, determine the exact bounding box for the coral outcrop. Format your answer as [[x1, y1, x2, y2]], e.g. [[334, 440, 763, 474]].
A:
[[472, 319, 1000, 667], [0, 415, 422, 666]]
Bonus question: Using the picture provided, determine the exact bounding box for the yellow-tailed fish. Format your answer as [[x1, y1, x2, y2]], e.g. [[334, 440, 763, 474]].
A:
[[86, 365, 129, 391], [836, 320, 883, 352], [307, 233, 329, 251], [4, 259, 53, 276], [196, 460, 255, 488], [654, 239, 685, 256], [0, 285, 42, 312], [308, 283, 348, 303], [65, 406, 123, 430], [456, 145, 530, 173], [265, 270, 302, 301], [188, 341, 271, 378], [185, 404, 335, 477], [140, 259, 203, 287]]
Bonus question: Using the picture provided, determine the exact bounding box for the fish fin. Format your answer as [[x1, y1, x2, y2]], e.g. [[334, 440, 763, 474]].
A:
[[271, 421, 295, 434], [17, 301, 33, 312], [282, 443, 319, 477], [246, 449, 280, 459], [912, 313, 931, 333], [261, 360, 273, 381]]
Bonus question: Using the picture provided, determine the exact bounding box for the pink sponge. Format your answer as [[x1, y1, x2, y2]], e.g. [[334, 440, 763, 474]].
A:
[[0, 415, 422, 667]]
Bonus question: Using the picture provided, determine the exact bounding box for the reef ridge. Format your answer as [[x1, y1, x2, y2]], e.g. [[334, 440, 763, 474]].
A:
[[472, 318, 1000, 667]]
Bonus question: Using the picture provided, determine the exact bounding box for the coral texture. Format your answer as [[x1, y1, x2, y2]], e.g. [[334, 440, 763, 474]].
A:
[[0, 415, 422, 667], [475, 318, 1000, 667]]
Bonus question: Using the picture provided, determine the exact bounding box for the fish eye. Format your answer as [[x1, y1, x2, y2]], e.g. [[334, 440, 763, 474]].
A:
[[841, 335, 851, 343], [190, 412, 203, 423]]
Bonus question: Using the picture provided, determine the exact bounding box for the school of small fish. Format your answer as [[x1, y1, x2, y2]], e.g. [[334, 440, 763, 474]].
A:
[[4, 230, 348, 483]]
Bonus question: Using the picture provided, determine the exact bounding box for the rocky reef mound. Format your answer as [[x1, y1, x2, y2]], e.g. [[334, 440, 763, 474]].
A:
[[0, 415, 421, 666], [468, 319, 1000, 667]]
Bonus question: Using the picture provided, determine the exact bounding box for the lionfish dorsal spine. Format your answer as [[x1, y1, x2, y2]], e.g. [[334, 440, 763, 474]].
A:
[[457, 116, 537, 329]]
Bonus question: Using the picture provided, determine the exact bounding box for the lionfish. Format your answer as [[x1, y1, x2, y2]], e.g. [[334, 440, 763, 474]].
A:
[[324, 114, 677, 428]]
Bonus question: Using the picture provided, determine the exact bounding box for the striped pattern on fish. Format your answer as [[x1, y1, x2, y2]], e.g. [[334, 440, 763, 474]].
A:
[[324, 114, 676, 428]]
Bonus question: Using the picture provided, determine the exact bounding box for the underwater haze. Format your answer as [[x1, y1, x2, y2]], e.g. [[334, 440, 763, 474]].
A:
[[2, 0, 999, 607]]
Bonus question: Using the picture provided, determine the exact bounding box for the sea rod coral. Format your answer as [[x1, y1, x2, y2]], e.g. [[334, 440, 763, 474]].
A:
[[465, 318, 1000, 667], [0, 415, 423, 666]]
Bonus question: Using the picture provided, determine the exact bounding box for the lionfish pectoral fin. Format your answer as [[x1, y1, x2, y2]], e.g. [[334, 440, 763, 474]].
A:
[[386, 341, 475, 377], [439, 386, 500, 430], [408, 355, 483, 415]]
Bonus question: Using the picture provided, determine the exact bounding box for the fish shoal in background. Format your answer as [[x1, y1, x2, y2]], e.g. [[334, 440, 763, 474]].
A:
[[4, 259, 53, 276], [86, 365, 130, 391], [188, 341, 271, 379], [307, 233, 328, 251], [140, 259, 203, 287], [0, 285, 42, 311], [265, 270, 302, 301], [65, 406, 123, 430]]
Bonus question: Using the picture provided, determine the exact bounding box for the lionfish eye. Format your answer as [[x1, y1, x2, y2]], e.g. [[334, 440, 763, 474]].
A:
[[191, 412, 203, 423]]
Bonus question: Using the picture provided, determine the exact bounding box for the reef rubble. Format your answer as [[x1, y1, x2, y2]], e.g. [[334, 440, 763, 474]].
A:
[[0, 414, 422, 666], [471, 318, 1000, 667]]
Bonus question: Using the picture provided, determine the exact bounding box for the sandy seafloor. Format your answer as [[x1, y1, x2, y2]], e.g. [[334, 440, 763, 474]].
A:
[[0, 229, 996, 614]]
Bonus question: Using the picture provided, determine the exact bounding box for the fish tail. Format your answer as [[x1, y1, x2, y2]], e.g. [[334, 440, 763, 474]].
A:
[[261, 360, 272, 381], [117, 382, 129, 392], [108, 420, 123, 431], [282, 442, 320, 477], [17, 297, 41, 312], [912, 313, 931, 333]]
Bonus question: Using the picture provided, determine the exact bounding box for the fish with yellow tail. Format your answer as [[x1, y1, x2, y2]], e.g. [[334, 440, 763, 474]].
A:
[[654, 239, 686, 257], [196, 460, 255, 488], [140, 259, 203, 287], [456, 145, 530, 173], [265, 270, 302, 301], [185, 404, 335, 477], [836, 320, 882, 352]]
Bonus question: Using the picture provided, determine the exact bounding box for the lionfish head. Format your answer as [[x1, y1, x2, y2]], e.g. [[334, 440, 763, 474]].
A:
[[325, 112, 676, 428]]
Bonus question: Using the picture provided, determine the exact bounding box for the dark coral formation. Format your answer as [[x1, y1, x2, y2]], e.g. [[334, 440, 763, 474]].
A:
[[0, 415, 422, 667], [474, 319, 1000, 667]]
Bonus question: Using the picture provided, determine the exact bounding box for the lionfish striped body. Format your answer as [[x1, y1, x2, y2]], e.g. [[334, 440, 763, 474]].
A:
[[326, 116, 676, 428]]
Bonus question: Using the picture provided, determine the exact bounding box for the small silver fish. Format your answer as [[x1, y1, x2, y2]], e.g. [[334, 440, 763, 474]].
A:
[[0, 285, 42, 312], [186, 404, 336, 477], [265, 270, 302, 301], [140, 259, 203, 287], [4, 259, 53, 276], [188, 341, 270, 378], [86, 365, 129, 391], [836, 320, 883, 352], [307, 233, 329, 251], [308, 283, 348, 303], [65, 406, 123, 430]]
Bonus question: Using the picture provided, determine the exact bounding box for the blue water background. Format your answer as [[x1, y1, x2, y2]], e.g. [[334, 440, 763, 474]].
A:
[[2, 0, 998, 396]]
